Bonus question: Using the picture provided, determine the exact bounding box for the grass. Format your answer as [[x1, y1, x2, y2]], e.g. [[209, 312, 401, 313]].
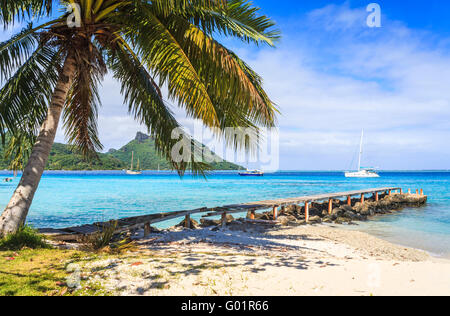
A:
[[0, 224, 141, 296], [0, 248, 116, 296], [0, 226, 51, 251], [0, 248, 81, 296]]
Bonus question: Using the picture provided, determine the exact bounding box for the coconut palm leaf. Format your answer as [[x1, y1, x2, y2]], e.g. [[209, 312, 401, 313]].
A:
[[108, 39, 210, 175], [0, 44, 62, 141], [0, 0, 54, 25], [120, 8, 220, 129], [63, 40, 106, 156]]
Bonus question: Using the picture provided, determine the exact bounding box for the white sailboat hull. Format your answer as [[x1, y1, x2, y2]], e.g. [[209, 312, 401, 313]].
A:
[[126, 170, 142, 175], [345, 170, 380, 178]]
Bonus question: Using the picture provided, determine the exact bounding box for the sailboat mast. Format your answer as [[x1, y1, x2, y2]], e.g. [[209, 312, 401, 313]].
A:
[[358, 129, 364, 172]]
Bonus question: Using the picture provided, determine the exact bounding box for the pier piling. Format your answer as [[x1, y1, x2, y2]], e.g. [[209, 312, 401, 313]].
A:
[[328, 199, 333, 215], [305, 202, 310, 222], [347, 196, 352, 206], [221, 212, 227, 228], [273, 206, 278, 220], [144, 223, 151, 237]]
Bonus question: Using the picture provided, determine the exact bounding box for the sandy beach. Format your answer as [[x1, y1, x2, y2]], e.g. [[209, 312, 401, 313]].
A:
[[80, 223, 450, 296]]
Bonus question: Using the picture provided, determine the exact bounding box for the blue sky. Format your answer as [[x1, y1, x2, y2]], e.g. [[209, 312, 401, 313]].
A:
[[2, 1, 450, 170]]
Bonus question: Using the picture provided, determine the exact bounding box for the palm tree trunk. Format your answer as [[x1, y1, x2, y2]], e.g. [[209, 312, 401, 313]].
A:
[[0, 54, 76, 236]]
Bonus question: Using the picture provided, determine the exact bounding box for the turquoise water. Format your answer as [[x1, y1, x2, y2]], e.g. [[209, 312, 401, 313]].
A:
[[0, 171, 449, 257]]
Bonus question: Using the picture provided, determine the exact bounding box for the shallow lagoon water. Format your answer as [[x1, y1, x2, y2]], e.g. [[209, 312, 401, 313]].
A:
[[0, 171, 449, 257]]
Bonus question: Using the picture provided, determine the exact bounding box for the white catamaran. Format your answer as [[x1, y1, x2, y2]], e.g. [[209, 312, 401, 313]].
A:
[[345, 130, 380, 178], [126, 151, 142, 175]]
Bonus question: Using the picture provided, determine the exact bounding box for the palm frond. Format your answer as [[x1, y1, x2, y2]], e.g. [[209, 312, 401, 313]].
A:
[[195, 0, 280, 46], [167, 18, 277, 126], [0, 19, 65, 81], [107, 39, 211, 176], [0, 0, 54, 26], [149, 0, 227, 18], [0, 45, 62, 143], [118, 8, 220, 129], [63, 39, 106, 157], [4, 132, 35, 171], [0, 23, 38, 81]]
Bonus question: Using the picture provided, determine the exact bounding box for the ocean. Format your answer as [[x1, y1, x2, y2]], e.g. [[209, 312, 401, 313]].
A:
[[0, 171, 449, 257]]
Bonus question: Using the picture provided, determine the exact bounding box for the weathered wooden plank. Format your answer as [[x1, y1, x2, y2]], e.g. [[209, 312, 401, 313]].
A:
[[65, 225, 100, 235]]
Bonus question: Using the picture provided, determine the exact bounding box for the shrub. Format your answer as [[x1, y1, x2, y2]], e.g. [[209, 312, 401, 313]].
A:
[[0, 226, 51, 251], [82, 221, 118, 251]]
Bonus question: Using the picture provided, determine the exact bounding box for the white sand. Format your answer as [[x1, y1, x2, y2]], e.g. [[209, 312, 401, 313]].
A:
[[83, 224, 450, 296]]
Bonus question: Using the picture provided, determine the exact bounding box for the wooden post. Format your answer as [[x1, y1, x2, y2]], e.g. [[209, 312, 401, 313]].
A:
[[328, 199, 333, 215], [304, 202, 309, 222], [400, 188, 403, 194], [185, 214, 191, 229], [221, 212, 227, 228], [273, 206, 278, 220], [347, 196, 352, 206], [420, 189, 424, 196], [416, 189, 419, 195], [250, 210, 255, 220], [388, 190, 392, 196], [375, 192, 379, 202], [361, 193, 365, 205], [144, 223, 151, 237]]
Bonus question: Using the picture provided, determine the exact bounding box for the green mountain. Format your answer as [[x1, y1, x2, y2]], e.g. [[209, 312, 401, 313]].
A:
[[108, 132, 241, 171], [0, 141, 126, 171], [0, 132, 241, 171]]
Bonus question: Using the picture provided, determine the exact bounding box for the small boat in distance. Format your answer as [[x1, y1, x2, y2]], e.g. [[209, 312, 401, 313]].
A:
[[126, 151, 142, 175], [345, 130, 380, 178], [239, 169, 264, 177], [4, 170, 18, 182]]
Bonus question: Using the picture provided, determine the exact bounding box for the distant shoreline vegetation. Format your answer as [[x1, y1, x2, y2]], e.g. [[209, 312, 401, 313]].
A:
[[0, 132, 242, 172]]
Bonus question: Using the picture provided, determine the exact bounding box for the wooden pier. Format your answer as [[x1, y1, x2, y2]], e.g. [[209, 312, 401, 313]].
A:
[[42, 187, 420, 241]]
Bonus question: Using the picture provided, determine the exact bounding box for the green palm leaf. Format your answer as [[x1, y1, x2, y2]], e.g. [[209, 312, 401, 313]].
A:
[[108, 40, 210, 175], [0, 44, 62, 141], [0, 0, 53, 25]]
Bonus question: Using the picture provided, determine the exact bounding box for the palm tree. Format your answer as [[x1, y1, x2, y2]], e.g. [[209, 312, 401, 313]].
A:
[[0, 0, 279, 235]]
